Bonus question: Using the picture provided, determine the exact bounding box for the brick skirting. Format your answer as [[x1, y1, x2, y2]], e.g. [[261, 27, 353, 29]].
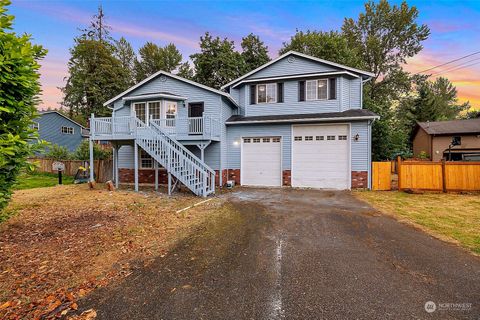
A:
[[119, 168, 369, 189], [282, 170, 291, 186], [351, 171, 368, 189]]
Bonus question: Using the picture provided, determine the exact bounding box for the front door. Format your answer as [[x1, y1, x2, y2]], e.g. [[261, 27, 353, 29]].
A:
[[188, 103, 204, 135]]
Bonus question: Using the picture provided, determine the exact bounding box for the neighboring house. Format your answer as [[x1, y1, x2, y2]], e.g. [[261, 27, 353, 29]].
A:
[[413, 118, 480, 161], [35, 111, 89, 152], [90, 51, 379, 196]]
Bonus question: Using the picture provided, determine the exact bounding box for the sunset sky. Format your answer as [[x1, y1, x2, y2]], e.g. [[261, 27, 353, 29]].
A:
[[9, 0, 480, 110]]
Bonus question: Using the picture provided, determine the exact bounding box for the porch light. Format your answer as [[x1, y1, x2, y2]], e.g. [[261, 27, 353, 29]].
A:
[[233, 140, 239, 146], [353, 133, 360, 142]]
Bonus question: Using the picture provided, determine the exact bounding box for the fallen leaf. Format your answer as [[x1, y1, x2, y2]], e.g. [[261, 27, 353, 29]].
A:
[[0, 301, 11, 309], [70, 302, 78, 310]]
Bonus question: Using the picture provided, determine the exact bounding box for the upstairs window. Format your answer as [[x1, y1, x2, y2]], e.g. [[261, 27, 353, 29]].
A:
[[61, 126, 74, 134], [257, 83, 276, 104], [306, 79, 328, 101]]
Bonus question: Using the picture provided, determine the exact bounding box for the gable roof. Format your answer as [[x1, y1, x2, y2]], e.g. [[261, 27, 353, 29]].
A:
[[417, 118, 480, 135], [221, 51, 375, 90], [103, 71, 238, 108], [39, 111, 87, 129]]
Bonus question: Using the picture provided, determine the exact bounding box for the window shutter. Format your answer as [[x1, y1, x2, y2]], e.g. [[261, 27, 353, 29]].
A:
[[250, 85, 256, 105], [329, 78, 336, 100], [299, 81, 305, 101], [277, 83, 284, 103]]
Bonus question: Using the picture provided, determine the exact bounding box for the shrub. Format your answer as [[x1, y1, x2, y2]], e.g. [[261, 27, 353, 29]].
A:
[[44, 144, 72, 160], [73, 140, 111, 160], [0, 1, 47, 211]]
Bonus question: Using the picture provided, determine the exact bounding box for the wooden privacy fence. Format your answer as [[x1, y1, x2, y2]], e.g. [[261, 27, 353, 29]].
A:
[[398, 158, 480, 192], [29, 158, 112, 183], [372, 162, 392, 190]]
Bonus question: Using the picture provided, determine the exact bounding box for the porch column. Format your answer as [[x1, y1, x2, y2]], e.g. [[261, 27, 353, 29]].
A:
[[89, 138, 94, 182], [154, 160, 159, 191], [89, 113, 95, 182], [168, 172, 172, 195], [134, 142, 139, 192], [114, 144, 119, 188]]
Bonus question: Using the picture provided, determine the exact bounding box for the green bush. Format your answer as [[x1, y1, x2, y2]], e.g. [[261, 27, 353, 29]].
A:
[[0, 1, 47, 211], [73, 140, 111, 160], [44, 144, 72, 160]]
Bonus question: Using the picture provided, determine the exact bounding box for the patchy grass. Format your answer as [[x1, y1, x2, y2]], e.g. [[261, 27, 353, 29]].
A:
[[13, 171, 74, 190], [355, 191, 480, 255], [0, 184, 229, 319]]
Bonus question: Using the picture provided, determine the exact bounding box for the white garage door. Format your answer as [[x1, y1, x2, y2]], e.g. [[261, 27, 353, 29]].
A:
[[241, 137, 282, 187], [292, 125, 350, 189]]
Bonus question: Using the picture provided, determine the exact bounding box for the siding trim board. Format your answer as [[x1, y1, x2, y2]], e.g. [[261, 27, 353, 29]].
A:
[[226, 115, 378, 125]]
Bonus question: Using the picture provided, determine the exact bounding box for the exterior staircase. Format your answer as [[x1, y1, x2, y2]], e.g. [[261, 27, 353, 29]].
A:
[[135, 119, 215, 197]]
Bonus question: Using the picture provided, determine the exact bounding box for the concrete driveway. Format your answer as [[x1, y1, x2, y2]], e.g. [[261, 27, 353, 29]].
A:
[[78, 189, 480, 319]]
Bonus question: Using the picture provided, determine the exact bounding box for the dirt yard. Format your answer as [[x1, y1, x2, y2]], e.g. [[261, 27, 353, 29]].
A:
[[0, 184, 230, 319], [355, 191, 480, 255]]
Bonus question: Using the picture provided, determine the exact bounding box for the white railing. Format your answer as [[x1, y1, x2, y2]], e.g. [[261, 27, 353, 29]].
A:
[[92, 115, 221, 139], [138, 120, 215, 196]]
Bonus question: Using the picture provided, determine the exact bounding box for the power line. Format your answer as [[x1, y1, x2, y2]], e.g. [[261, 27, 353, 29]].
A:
[[430, 60, 480, 77], [414, 50, 480, 75]]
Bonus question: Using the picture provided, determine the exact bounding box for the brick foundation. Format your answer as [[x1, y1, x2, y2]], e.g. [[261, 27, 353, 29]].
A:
[[351, 171, 368, 189], [226, 169, 241, 186], [282, 170, 291, 186]]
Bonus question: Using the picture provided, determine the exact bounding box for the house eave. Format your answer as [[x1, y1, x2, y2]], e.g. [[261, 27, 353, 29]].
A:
[[122, 93, 188, 101], [226, 115, 380, 125]]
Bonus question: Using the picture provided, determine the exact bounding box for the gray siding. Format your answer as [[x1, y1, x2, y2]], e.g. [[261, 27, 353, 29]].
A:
[[351, 121, 369, 171], [118, 142, 221, 171], [226, 121, 371, 172], [244, 79, 341, 116], [246, 56, 339, 79], [114, 75, 224, 121], [349, 77, 362, 109], [226, 124, 292, 169], [36, 112, 85, 152]]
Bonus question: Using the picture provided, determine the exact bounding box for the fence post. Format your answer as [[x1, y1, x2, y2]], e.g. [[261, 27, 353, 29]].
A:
[[397, 156, 402, 191], [441, 159, 447, 193]]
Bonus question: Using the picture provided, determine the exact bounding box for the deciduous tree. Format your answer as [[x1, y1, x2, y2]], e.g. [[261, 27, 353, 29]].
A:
[[241, 33, 270, 72], [190, 32, 245, 89], [134, 42, 182, 81]]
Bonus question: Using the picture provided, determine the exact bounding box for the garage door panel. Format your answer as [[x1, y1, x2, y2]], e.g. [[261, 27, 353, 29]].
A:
[[292, 125, 350, 190], [242, 137, 281, 187]]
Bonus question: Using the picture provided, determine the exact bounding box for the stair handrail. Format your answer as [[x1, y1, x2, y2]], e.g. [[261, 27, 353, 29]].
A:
[[148, 120, 215, 177]]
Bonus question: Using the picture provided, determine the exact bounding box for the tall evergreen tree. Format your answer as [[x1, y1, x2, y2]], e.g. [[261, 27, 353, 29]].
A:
[[62, 8, 127, 123], [177, 61, 194, 80], [134, 42, 182, 81], [241, 33, 270, 72], [114, 37, 136, 87], [191, 32, 245, 89]]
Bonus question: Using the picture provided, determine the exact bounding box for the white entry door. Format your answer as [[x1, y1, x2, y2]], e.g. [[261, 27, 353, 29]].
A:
[[241, 137, 282, 187], [292, 124, 350, 189]]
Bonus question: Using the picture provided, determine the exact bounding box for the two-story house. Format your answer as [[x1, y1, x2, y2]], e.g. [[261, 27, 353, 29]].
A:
[[35, 111, 89, 152], [89, 51, 378, 196]]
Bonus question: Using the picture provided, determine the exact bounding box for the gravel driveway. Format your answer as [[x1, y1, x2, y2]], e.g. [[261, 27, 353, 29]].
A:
[[77, 188, 480, 319]]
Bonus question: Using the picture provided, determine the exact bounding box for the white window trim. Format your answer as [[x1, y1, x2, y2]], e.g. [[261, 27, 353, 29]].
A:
[[139, 150, 154, 169], [305, 79, 329, 101], [132, 100, 177, 125], [61, 126, 74, 134], [256, 83, 277, 104]]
